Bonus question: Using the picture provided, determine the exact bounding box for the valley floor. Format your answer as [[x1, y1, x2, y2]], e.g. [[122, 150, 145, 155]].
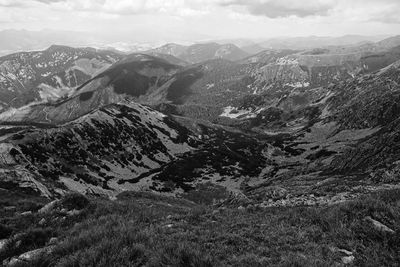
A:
[[1, 189, 400, 266]]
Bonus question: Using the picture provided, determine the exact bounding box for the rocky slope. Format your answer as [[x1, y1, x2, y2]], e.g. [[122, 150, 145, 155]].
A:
[[327, 60, 400, 174], [240, 60, 400, 206], [0, 45, 122, 111], [0, 102, 197, 196]]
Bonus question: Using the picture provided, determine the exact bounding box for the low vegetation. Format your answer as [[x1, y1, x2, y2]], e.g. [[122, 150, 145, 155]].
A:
[[1, 189, 400, 266]]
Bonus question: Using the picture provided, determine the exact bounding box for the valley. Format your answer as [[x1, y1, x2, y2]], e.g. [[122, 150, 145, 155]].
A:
[[0, 35, 400, 266]]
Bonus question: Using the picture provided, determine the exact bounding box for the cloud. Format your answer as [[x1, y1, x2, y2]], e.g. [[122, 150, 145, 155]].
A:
[[24, 0, 221, 17], [10, 0, 398, 23], [0, 0, 67, 8], [218, 0, 400, 23], [0, 0, 32, 7], [0, 0, 399, 40], [220, 0, 335, 18], [332, 0, 400, 24], [3, 0, 400, 23], [28, 0, 187, 15], [35, 0, 66, 3]]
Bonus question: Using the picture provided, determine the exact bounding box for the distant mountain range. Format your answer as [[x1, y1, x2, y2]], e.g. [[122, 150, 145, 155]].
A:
[[256, 35, 390, 50], [0, 29, 393, 56], [144, 42, 249, 64], [0, 30, 101, 56]]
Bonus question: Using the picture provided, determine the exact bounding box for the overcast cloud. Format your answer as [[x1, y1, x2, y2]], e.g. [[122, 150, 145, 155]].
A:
[[0, 0, 399, 43]]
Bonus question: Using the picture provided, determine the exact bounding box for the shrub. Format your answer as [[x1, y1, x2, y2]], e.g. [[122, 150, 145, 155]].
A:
[[0, 228, 54, 262], [136, 209, 158, 224], [375, 188, 400, 203], [187, 205, 208, 223], [230, 253, 272, 267], [181, 183, 230, 205], [0, 223, 13, 239], [59, 193, 90, 211], [149, 242, 215, 267], [17, 201, 43, 212], [17, 228, 54, 249], [55, 241, 148, 267]]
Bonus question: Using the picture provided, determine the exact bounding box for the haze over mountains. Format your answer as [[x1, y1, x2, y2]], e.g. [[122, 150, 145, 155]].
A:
[[0, 29, 391, 55]]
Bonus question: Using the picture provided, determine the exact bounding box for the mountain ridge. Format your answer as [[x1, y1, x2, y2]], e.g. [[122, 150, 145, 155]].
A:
[[1, 38, 400, 202], [145, 42, 249, 64]]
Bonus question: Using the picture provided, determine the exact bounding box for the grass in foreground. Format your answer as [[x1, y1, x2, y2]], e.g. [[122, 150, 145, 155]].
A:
[[1, 190, 400, 266]]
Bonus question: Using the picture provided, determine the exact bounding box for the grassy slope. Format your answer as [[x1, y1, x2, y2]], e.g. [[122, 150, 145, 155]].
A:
[[1, 190, 400, 266]]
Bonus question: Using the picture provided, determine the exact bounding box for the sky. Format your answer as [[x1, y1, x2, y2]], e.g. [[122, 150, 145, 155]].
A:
[[0, 0, 399, 43]]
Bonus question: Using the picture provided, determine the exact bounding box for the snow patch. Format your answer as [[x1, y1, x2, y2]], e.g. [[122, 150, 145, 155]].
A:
[[206, 83, 215, 89], [41, 72, 51, 77], [6, 73, 16, 80], [276, 57, 299, 65], [285, 81, 310, 88], [0, 106, 32, 121], [219, 106, 257, 119]]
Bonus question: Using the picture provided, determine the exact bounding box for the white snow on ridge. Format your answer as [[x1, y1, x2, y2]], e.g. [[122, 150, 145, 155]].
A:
[[0, 105, 32, 121], [206, 83, 215, 89], [276, 57, 299, 65], [219, 106, 257, 119], [6, 73, 17, 80], [41, 72, 51, 77], [285, 81, 310, 88], [38, 83, 72, 101]]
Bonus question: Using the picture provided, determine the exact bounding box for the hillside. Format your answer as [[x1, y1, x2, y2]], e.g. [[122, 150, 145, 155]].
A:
[[0, 54, 181, 124], [0, 102, 199, 196], [0, 45, 122, 111], [1, 190, 400, 266], [145, 43, 249, 64], [328, 60, 400, 174]]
